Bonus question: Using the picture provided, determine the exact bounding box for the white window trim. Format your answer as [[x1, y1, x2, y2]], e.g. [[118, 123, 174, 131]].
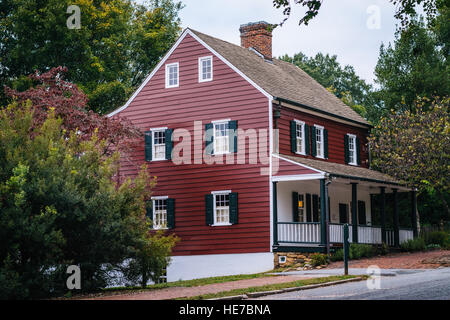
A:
[[165, 62, 179, 88], [211, 190, 232, 226], [347, 133, 358, 166], [314, 125, 325, 159], [198, 56, 213, 83], [294, 119, 306, 155], [151, 196, 169, 230], [212, 120, 231, 155], [151, 127, 168, 161]]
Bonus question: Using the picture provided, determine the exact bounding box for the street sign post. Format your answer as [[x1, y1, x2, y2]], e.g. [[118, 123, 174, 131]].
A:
[[343, 223, 349, 275]]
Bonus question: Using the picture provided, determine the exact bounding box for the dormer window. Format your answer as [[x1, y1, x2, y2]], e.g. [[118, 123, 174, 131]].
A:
[[165, 62, 179, 88], [199, 56, 213, 82]]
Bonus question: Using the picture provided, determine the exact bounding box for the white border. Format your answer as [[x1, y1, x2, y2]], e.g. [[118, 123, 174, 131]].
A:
[[347, 133, 358, 166], [107, 29, 272, 118], [198, 56, 213, 83], [151, 196, 169, 230], [165, 62, 179, 88], [211, 190, 232, 226], [293, 119, 306, 155]]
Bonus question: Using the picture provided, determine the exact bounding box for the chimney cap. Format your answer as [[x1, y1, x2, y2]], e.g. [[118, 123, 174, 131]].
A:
[[239, 21, 270, 29]]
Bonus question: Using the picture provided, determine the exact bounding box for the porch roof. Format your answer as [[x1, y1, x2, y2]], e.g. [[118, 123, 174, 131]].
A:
[[275, 154, 409, 188]]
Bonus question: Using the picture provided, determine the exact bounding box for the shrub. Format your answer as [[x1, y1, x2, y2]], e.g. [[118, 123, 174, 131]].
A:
[[330, 249, 344, 262], [377, 242, 390, 255], [422, 231, 448, 246], [310, 253, 328, 267], [426, 244, 441, 251], [350, 244, 376, 260], [401, 238, 426, 252]]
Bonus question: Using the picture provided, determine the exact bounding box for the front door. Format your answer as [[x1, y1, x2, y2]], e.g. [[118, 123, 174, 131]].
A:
[[339, 203, 348, 223]]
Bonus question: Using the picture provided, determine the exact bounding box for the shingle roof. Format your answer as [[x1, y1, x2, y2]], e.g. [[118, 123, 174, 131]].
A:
[[279, 154, 405, 186], [190, 29, 370, 126]]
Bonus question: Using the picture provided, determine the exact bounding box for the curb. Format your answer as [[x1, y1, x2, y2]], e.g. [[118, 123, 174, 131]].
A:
[[208, 277, 364, 300]]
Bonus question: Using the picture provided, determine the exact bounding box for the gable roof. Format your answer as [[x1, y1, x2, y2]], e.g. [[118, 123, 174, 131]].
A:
[[189, 28, 369, 126]]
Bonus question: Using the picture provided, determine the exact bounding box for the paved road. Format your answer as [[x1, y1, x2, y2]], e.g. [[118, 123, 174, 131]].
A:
[[255, 267, 450, 300]]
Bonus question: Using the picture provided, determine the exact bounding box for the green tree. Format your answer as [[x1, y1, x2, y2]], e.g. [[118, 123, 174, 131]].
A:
[[272, 0, 444, 28], [0, 0, 183, 114], [280, 52, 373, 119], [374, 16, 449, 116], [368, 97, 450, 220], [0, 104, 177, 299]]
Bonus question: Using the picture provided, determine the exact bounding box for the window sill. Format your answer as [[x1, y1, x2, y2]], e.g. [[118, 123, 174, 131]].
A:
[[199, 78, 213, 83], [295, 151, 306, 156], [152, 227, 169, 230], [212, 152, 231, 156], [211, 223, 232, 227], [348, 162, 358, 166], [151, 158, 168, 162]]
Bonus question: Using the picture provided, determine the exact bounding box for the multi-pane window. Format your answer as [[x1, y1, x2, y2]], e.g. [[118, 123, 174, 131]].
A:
[[315, 126, 324, 158], [153, 130, 166, 160], [295, 121, 305, 154], [152, 198, 167, 229], [347, 134, 357, 165], [297, 194, 305, 222], [166, 63, 179, 88], [214, 193, 230, 225], [199, 56, 213, 82], [214, 122, 229, 154]]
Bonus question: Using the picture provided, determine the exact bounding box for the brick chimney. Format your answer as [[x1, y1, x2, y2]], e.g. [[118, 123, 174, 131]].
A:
[[239, 21, 272, 59]]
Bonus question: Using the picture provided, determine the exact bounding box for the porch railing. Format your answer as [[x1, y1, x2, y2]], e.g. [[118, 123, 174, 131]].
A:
[[277, 222, 414, 245], [277, 222, 321, 244]]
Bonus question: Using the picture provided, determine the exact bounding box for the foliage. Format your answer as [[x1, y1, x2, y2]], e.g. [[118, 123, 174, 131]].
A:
[[310, 253, 328, 267], [374, 16, 449, 116], [422, 231, 449, 246], [400, 237, 426, 251], [120, 231, 178, 288], [377, 242, 390, 256], [331, 244, 377, 261], [0, 0, 183, 114], [280, 52, 373, 119], [4, 67, 141, 156], [271, 0, 443, 29], [368, 97, 450, 219], [0, 104, 176, 299]]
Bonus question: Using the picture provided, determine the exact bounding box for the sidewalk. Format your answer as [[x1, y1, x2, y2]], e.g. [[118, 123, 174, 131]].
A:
[[81, 274, 324, 300]]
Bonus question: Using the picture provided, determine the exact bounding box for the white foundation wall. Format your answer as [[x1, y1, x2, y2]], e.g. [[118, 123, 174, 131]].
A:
[[276, 180, 372, 224], [167, 252, 274, 282]]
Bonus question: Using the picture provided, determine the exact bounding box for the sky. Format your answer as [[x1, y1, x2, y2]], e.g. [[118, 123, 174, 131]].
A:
[[177, 0, 402, 85]]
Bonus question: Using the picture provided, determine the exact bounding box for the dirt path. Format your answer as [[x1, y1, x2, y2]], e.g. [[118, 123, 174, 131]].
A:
[[80, 274, 321, 300], [328, 249, 450, 269]]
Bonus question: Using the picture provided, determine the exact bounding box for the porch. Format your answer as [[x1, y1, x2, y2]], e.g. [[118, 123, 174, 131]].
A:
[[271, 155, 418, 252]]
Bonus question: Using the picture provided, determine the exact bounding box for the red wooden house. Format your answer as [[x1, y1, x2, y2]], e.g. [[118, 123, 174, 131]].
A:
[[109, 22, 417, 281]]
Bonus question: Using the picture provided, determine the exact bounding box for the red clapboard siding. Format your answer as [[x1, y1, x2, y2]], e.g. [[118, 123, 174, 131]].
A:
[[273, 156, 318, 176], [114, 34, 271, 256], [277, 106, 370, 168]]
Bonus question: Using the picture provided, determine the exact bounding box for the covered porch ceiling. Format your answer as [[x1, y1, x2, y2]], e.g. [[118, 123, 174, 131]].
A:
[[272, 154, 411, 192]]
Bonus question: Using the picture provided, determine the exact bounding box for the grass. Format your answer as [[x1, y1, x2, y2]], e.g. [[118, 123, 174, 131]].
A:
[[176, 275, 362, 300]]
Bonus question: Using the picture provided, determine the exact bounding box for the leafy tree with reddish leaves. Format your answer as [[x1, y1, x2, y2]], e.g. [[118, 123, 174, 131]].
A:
[[4, 67, 142, 157]]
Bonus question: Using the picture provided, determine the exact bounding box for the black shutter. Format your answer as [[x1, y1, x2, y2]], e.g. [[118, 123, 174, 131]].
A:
[[306, 193, 312, 222], [228, 120, 238, 153], [356, 137, 361, 165], [229, 192, 238, 224], [312, 194, 319, 222], [324, 128, 329, 159], [165, 129, 173, 160], [292, 192, 299, 222], [304, 124, 310, 155], [290, 120, 297, 153], [205, 123, 214, 155], [145, 131, 152, 161], [205, 194, 214, 225], [344, 134, 349, 164], [358, 200, 366, 225], [310, 126, 317, 157], [167, 198, 175, 229]]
